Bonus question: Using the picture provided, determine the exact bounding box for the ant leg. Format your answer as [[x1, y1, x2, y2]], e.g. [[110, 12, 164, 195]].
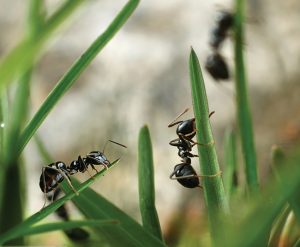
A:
[[85, 168, 96, 180], [169, 172, 203, 188], [41, 167, 48, 209], [47, 167, 79, 196], [178, 133, 215, 147], [169, 138, 182, 147], [90, 164, 99, 175], [169, 171, 222, 182], [209, 111, 215, 118], [168, 108, 190, 127]]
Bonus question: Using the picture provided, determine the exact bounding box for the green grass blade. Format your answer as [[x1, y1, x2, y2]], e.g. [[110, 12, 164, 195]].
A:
[[3, 220, 118, 241], [218, 147, 300, 247], [138, 125, 163, 241], [34, 134, 53, 164], [268, 206, 290, 247], [271, 146, 300, 224], [0, 2, 42, 244], [234, 0, 259, 192], [223, 129, 238, 200], [63, 178, 166, 247], [17, 0, 140, 157], [0, 0, 86, 91], [0, 159, 120, 245], [189, 48, 229, 243]]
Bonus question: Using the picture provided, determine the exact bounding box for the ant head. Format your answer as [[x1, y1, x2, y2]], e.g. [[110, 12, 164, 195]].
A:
[[176, 119, 196, 137]]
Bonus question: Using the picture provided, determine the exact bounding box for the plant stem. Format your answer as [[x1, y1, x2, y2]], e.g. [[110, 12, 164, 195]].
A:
[[234, 0, 259, 192]]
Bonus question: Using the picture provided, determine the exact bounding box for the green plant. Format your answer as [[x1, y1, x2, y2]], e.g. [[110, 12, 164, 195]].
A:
[[0, 0, 299, 246]]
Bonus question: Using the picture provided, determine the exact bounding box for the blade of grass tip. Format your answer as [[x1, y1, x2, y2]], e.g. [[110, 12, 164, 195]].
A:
[[189, 48, 229, 242], [268, 206, 291, 247], [17, 0, 140, 157], [0, 160, 118, 245], [64, 177, 166, 247], [271, 145, 300, 224], [0, 0, 86, 92], [223, 128, 238, 201], [234, 0, 259, 192], [278, 211, 298, 247], [138, 125, 163, 241], [219, 147, 300, 247]]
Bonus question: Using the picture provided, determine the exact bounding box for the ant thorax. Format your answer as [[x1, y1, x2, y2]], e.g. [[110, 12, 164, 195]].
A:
[[86, 151, 110, 166]]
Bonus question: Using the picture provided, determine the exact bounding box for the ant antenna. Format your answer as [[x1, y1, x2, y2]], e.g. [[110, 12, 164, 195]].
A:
[[168, 108, 190, 127], [102, 139, 127, 153]]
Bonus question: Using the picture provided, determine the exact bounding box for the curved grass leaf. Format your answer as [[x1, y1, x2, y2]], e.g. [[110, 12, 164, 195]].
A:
[[17, 0, 140, 157], [0, 159, 120, 245], [138, 125, 163, 241], [2, 220, 118, 241]]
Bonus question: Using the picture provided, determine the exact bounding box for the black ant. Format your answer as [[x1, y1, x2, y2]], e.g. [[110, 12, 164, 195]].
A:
[[168, 109, 217, 188], [40, 140, 126, 207], [206, 10, 234, 81]]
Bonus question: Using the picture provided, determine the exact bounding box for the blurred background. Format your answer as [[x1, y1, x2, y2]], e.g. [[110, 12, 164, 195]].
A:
[[1, 0, 300, 245]]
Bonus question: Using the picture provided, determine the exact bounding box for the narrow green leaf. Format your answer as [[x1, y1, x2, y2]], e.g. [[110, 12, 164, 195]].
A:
[[63, 178, 166, 247], [271, 145, 300, 224], [138, 125, 163, 241], [218, 147, 300, 247], [0, 0, 86, 91], [0, 159, 120, 245], [17, 0, 140, 157], [5, 220, 118, 240], [189, 48, 229, 243], [234, 0, 258, 192], [269, 206, 291, 247]]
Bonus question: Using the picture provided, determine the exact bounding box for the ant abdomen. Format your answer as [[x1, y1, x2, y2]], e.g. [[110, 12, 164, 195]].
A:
[[39, 162, 69, 193], [170, 163, 200, 188]]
